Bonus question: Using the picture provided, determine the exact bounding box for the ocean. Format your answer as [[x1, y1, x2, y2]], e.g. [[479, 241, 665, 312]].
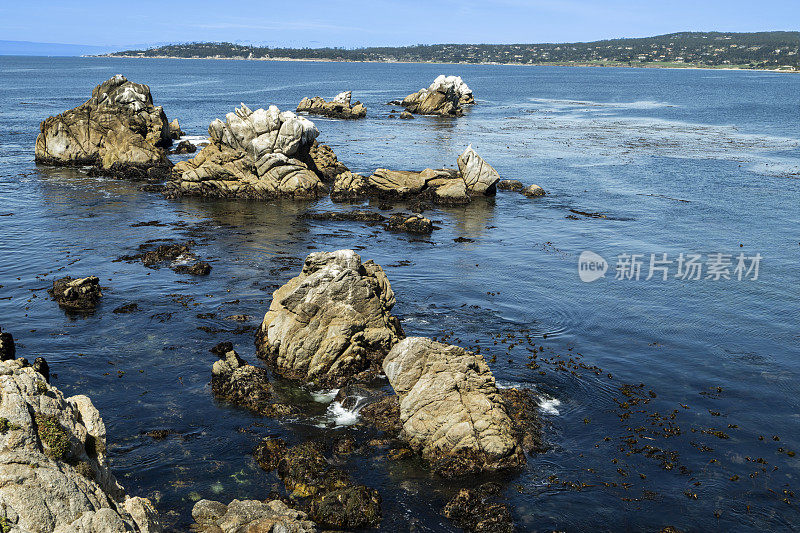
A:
[[1, 55, 799, 531]]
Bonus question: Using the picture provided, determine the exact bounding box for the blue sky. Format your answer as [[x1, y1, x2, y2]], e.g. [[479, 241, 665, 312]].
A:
[[2, 0, 798, 49]]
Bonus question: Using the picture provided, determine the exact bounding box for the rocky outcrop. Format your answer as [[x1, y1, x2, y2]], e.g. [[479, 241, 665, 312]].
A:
[[457, 145, 500, 195], [297, 91, 366, 119], [165, 104, 326, 199], [171, 140, 195, 154], [256, 250, 403, 387], [0, 355, 162, 532], [304, 141, 351, 182], [399, 111, 414, 119], [257, 440, 382, 530], [382, 337, 526, 477], [399, 75, 474, 117], [192, 498, 316, 533], [168, 119, 184, 140], [35, 74, 172, 180], [49, 276, 102, 312]]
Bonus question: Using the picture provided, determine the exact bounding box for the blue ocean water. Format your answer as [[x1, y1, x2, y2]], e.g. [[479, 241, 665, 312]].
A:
[[0, 56, 799, 531]]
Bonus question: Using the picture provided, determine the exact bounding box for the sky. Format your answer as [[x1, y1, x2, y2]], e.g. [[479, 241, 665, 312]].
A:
[[1, 0, 798, 50]]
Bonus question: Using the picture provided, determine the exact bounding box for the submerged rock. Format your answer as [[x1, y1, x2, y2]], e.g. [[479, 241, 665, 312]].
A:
[[256, 250, 404, 387], [400, 75, 474, 117], [191, 498, 316, 533], [35, 74, 173, 180], [297, 91, 367, 119], [384, 213, 434, 234], [0, 356, 162, 532], [300, 210, 386, 223], [49, 276, 102, 311], [523, 184, 546, 198], [496, 179, 524, 191], [382, 337, 526, 477], [457, 145, 500, 195], [166, 103, 325, 200], [273, 441, 382, 529], [443, 486, 513, 533], [172, 140, 196, 154]]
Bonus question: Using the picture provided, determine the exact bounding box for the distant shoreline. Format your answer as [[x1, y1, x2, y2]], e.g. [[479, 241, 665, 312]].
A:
[[94, 54, 799, 73]]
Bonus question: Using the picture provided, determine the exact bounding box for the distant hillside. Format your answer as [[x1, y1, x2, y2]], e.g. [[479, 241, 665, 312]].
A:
[[107, 32, 800, 70], [0, 40, 113, 56]]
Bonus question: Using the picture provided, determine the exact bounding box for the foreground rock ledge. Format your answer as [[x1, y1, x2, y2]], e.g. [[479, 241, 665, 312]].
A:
[[256, 250, 404, 387], [383, 337, 526, 477], [0, 357, 161, 532], [192, 498, 316, 533], [297, 91, 367, 119], [398, 75, 474, 117], [165, 103, 325, 199], [35, 74, 173, 180]]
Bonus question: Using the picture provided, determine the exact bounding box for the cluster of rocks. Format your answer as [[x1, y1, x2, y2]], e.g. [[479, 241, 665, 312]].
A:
[[49, 276, 103, 312], [330, 145, 502, 205], [297, 91, 366, 119], [497, 179, 546, 198], [242, 250, 541, 480], [394, 75, 475, 117], [165, 103, 326, 199], [35, 75, 173, 180], [117, 240, 211, 275], [0, 329, 162, 532]]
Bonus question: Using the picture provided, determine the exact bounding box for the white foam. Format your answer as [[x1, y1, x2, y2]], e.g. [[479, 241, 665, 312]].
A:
[[538, 397, 561, 416], [311, 388, 339, 403], [325, 397, 368, 426], [179, 135, 210, 146]]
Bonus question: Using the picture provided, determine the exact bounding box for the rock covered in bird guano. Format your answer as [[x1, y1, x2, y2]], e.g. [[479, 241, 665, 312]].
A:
[[457, 145, 500, 195], [382, 337, 526, 477], [297, 91, 367, 119], [523, 184, 546, 197], [0, 356, 162, 532], [400, 75, 474, 117], [256, 250, 403, 387], [166, 104, 326, 199], [191, 498, 316, 533], [49, 276, 103, 311], [35, 74, 173, 180]]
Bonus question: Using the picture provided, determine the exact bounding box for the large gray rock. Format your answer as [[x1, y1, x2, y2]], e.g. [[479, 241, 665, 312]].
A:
[[256, 250, 403, 387], [35, 74, 172, 180], [166, 104, 326, 199], [297, 91, 367, 119], [382, 337, 526, 477], [400, 75, 474, 117], [191, 498, 316, 533], [0, 357, 162, 532], [457, 145, 500, 195]]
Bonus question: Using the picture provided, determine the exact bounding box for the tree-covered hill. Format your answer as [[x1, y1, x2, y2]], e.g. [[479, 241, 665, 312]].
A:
[[107, 32, 800, 70]]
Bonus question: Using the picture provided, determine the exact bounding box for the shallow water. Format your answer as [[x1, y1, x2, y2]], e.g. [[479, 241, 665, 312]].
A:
[[1, 56, 799, 531]]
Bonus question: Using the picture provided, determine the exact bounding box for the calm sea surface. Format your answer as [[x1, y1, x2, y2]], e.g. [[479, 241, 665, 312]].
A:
[[1, 56, 799, 531]]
